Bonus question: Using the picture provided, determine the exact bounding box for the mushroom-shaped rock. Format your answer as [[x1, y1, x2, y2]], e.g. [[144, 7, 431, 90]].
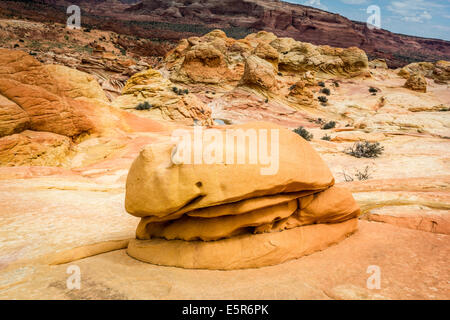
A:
[[125, 122, 360, 269]]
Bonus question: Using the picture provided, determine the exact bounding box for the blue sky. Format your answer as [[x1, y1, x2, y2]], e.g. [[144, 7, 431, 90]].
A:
[[286, 0, 450, 41]]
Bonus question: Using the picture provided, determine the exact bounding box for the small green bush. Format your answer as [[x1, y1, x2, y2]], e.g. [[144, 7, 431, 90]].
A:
[[293, 126, 313, 141], [321, 135, 331, 141], [135, 101, 152, 110], [322, 121, 336, 130], [173, 87, 189, 95], [333, 81, 340, 87], [318, 81, 325, 87], [321, 88, 331, 96], [369, 87, 378, 93], [345, 141, 384, 158], [318, 96, 328, 104]]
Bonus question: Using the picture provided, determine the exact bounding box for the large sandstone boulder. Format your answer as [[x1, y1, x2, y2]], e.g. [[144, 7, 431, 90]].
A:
[[253, 42, 279, 69], [0, 93, 29, 138], [271, 38, 369, 77], [369, 59, 388, 69], [112, 69, 213, 125], [404, 73, 427, 93], [240, 55, 277, 90], [125, 122, 360, 269], [0, 130, 71, 166], [287, 80, 315, 107], [167, 30, 244, 84], [398, 60, 450, 84]]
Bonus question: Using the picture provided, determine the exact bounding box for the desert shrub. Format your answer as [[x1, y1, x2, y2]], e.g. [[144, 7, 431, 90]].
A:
[[345, 141, 384, 158], [341, 170, 354, 182], [312, 118, 325, 125], [84, 28, 91, 33], [321, 134, 331, 141], [318, 81, 325, 87], [369, 87, 378, 93], [322, 121, 336, 130], [293, 126, 313, 141], [135, 101, 152, 110], [278, 72, 283, 76], [355, 166, 372, 181], [333, 81, 340, 87], [341, 166, 372, 182], [289, 84, 297, 91], [172, 87, 188, 95], [321, 88, 331, 95], [265, 98, 269, 103], [318, 96, 328, 104]]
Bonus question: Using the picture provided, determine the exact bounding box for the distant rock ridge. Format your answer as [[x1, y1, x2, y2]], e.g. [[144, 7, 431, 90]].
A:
[[125, 0, 450, 68], [4, 0, 449, 68]]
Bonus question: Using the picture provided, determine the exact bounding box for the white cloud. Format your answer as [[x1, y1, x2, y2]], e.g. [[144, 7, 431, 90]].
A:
[[340, 0, 368, 4], [387, 0, 447, 23], [303, 0, 328, 10], [401, 11, 432, 22]]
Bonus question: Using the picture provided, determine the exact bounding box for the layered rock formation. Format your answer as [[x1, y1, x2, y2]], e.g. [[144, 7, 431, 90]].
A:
[[0, 49, 168, 166], [40, 53, 150, 101], [0, 49, 109, 139], [112, 68, 213, 125], [125, 122, 360, 269], [0, 130, 71, 167], [398, 61, 450, 84], [166, 30, 369, 87]]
